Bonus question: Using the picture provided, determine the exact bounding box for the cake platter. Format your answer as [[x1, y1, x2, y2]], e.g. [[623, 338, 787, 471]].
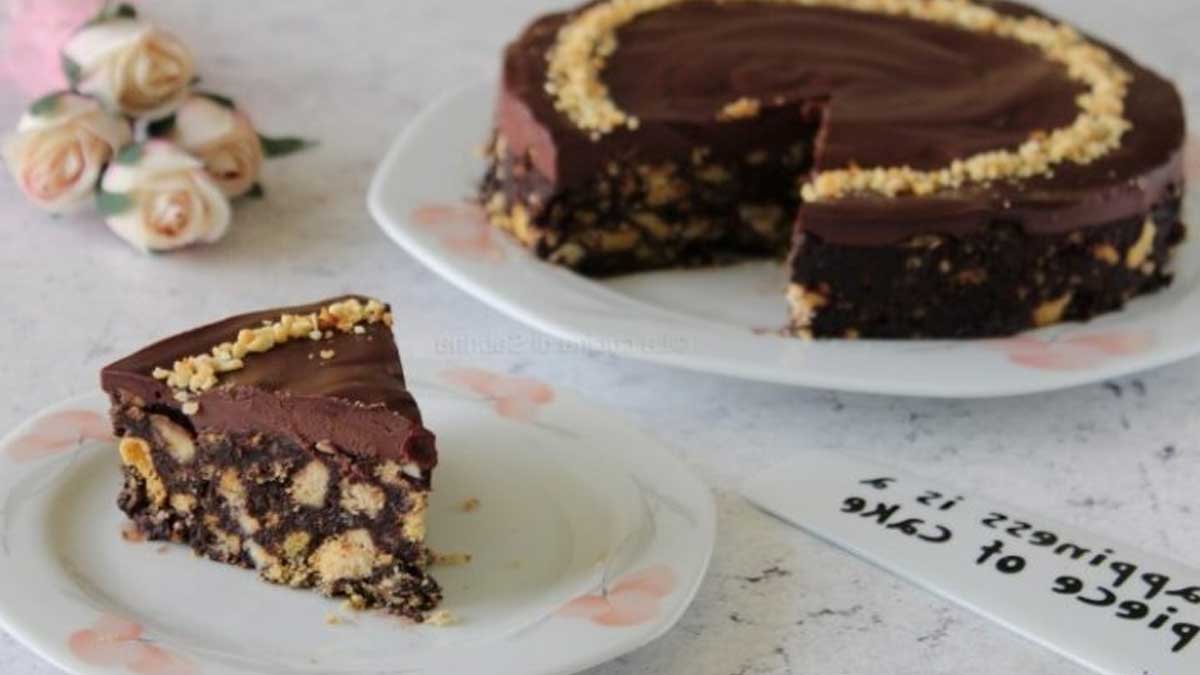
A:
[[0, 361, 715, 675], [369, 82, 1200, 399]]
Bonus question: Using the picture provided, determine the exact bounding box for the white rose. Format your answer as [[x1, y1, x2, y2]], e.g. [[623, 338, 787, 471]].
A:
[[63, 17, 195, 119], [172, 96, 264, 197], [100, 140, 231, 252], [3, 92, 132, 213]]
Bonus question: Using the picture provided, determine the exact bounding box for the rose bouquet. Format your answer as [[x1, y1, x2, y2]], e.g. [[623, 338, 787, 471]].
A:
[[3, 2, 308, 252]]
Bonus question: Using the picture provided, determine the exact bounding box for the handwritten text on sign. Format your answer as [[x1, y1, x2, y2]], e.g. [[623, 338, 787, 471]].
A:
[[743, 451, 1200, 675]]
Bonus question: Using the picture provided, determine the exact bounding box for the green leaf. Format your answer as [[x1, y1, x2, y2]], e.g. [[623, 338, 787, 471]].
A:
[[114, 143, 144, 166], [96, 189, 133, 217], [244, 183, 266, 199], [259, 134, 315, 158], [145, 115, 176, 139], [82, 2, 138, 28], [62, 55, 82, 87], [29, 92, 64, 117], [196, 91, 236, 109]]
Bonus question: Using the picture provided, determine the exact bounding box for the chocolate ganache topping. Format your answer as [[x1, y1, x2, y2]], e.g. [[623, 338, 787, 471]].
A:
[[496, 0, 1185, 245], [101, 297, 436, 468]]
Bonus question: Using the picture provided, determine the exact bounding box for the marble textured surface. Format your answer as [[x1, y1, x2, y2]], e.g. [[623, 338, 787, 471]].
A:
[[0, 1, 1197, 673]]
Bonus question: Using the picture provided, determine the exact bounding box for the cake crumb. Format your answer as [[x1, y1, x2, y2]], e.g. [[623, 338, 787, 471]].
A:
[[320, 350, 336, 360], [459, 497, 481, 513], [181, 401, 200, 416], [425, 610, 457, 626], [325, 612, 345, 625], [434, 551, 473, 567], [120, 522, 146, 543]]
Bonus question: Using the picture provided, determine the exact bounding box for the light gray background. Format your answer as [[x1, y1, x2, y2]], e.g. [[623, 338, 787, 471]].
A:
[[1, 1, 1197, 673]]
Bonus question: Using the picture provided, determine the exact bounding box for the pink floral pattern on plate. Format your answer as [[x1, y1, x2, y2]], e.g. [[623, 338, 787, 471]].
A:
[[68, 614, 196, 675], [440, 368, 555, 422], [558, 565, 677, 627], [1, 0, 108, 96], [987, 331, 1152, 371], [1186, 136, 1200, 182], [5, 409, 111, 463], [410, 202, 507, 263]]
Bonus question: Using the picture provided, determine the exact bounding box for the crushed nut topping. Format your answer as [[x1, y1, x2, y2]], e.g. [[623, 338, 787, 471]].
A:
[[717, 97, 762, 122], [152, 298, 393, 395], [545, 0, 1132, 200]]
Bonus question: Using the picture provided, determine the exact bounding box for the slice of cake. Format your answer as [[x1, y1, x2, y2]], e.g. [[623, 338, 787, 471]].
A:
[[100, 297, 442, 621], [483, 0, 1187, 338]]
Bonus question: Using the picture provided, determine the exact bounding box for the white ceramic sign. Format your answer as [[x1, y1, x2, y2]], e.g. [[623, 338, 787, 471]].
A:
[[743, 450, 1200, 675]]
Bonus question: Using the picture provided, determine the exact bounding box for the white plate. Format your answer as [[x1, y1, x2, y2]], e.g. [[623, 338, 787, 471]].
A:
[[368, 81, 1200, 398], [0, 361, 714, 675]]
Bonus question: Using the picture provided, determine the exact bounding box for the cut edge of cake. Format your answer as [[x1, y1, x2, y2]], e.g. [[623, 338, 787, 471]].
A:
[[480, 0, 1188, 339], [100, 296, 444, 621]]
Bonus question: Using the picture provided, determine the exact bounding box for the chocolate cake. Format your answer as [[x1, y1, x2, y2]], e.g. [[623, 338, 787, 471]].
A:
[[482, 0, 1187, 338], [100, 297, 442, 621]]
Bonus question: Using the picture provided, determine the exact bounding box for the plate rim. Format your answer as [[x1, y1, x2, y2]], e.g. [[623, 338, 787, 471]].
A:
[[0, 367, 716, 675], [367, 80, 1200, 399]]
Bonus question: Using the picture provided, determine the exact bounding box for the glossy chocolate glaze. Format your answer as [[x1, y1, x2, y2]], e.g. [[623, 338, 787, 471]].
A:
[[496, 0, 1186, 245], [100, 297, 436, 469]]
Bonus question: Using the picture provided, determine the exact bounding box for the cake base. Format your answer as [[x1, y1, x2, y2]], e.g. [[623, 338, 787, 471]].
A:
[[110, 393, 442, 621], [787, 195, 1186, 339], [480, 131, 811, 276]]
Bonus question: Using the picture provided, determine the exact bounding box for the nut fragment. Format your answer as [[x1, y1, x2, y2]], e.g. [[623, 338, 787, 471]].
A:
[[1033, 292, 1074, 327], [203, 515, 243, 559], [548, 242, 586, 267], [1125, 218, 1157, 269], [340, 480, 386, 519], [118, 437, 167, 508], [1093, 244, 1120, 265], [310, 529, 378, 583], [290, 460, 331, 508], [219, 468, 260, 535], [170, 493, 197, 513], [787, 284, 830, 329], [375, 461, 404, 486], [717, 97, 761, 122], [402, 492, 429, 542], [282, 531, 312, 560], [739, 204, 784, 238], [150, 415, 195, 464], [425, 610, 457, 626]]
